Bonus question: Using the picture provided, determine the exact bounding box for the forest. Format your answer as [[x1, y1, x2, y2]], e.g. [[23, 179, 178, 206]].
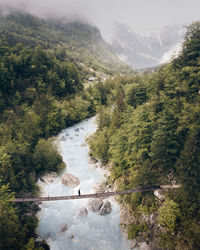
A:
[[0, 13, 115, 249], [0, 10, 200, 250], [0, 11, 130, 75], [89, 21, 200, 249]]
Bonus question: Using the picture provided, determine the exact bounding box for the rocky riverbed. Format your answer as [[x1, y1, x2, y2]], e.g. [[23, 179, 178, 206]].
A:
[[37, 117, 130, 250]]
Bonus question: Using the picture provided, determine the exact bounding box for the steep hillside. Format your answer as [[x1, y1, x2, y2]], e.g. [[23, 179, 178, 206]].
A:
[[0, 11, 130, 74], [89, 21, 200, 249], [0, 11, 129, 249]]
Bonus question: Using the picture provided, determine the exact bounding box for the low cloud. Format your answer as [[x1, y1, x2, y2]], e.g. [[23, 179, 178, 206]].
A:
[[1, 0, 200, 41]]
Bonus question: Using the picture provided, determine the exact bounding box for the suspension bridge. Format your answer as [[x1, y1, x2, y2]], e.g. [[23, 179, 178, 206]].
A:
[[12, 184, 180, 202]]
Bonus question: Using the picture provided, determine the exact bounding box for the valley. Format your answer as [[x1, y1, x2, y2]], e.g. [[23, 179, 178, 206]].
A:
[[0, 8, 200, 250]]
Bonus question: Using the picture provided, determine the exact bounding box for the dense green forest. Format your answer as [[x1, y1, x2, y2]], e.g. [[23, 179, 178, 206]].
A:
[[0, 9, 200, 250], [89, 22, 200, 249], [0, 43, 89, 250], [0, 12, 118, 249], [0, 11, 130, 75]]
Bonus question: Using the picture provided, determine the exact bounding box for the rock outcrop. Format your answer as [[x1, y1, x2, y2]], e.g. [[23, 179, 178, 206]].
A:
[[61, 135, 67, 141], [61, 173, 80, 187], [119, 202, 162, 250], [154, 189, 166, 201], [88, 198, 112, 215], [88, 198, 103, 212], [40, 172, 57, 184], [89, 157, 98, 164], [98, 200, 112, 215], [58, 224, 68, 235], [75, 207, 88, 217]]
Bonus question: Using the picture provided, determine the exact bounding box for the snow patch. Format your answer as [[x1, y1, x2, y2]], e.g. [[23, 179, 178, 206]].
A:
[[117, 53, 128, 63], [160, 42, 183, 64]]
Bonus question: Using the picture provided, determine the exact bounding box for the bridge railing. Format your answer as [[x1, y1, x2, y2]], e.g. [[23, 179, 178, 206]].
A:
[[12, 184, 181, 203]]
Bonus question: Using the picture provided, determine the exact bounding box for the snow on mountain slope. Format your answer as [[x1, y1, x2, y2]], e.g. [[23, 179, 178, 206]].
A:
[[160, 42, 183, 64], [111, 22, 186, 69]]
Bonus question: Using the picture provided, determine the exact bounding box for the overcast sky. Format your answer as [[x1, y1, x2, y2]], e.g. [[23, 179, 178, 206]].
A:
[[1, 0, 200, 41]]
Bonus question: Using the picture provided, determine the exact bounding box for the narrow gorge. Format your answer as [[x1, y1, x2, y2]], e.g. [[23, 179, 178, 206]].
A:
[[37, 117, 130, 250]]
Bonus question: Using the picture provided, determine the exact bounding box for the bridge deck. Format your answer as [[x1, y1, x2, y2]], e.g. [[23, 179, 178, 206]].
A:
[[12, 185, 180, 202]]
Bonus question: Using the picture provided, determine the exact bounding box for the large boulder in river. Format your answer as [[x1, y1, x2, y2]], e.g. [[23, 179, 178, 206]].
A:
[[58, 224, 68, 235], [98, 200, 112, 215], [40, 172, 57, 184], [88, 199, 112, 215], [88, 198, 103, 212], [61, 173, 80, 187], [75, 207, 88, 217], [61, 135, 67, 141]]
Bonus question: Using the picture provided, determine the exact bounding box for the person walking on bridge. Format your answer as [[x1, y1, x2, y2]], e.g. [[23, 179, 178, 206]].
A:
[[78, 189, 81, 196]]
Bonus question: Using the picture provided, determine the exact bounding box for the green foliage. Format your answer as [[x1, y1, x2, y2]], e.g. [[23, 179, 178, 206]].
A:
[[158, 233, 176, 250], [0, 43, 84, 113], [33, 139, 65, 174], [129, 192, 143, 209], [89, 22, 200, 248], [0, 20, 107, 248], [0, 11, 199, 249], [24, 238, 44, 250], [176, 124, 200, 203], [97, 107, 111, 130], [25, 238, 39, 250], [150, 110, 180, 175], [157, 199, 181, 232], [89, 128, 109, 163], [127, 223, 148, 239], [126, 84, 149, 108], [0, 11, 131, 74], [174, 21, 200, 68], [0, 183, 23, 249]]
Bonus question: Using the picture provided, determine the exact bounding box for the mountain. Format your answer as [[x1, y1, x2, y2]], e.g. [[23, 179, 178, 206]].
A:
[[111, 22, 186, 69], [0, 11, 130, 74]]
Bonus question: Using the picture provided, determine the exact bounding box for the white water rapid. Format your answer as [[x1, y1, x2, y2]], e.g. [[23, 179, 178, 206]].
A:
[[37, 117, 130, 250]]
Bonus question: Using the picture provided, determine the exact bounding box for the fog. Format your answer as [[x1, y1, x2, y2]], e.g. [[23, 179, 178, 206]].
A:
[[1, 0, 200, 41]]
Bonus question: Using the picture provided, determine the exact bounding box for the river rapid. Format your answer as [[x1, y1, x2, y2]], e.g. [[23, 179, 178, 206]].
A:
[[37, 117, 130, 250]]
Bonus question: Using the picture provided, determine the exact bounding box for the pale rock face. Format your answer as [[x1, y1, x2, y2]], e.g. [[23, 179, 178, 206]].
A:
[[154, 189, 166, 201], [61, 173, 80, 187], [137, 242, 150, 250]]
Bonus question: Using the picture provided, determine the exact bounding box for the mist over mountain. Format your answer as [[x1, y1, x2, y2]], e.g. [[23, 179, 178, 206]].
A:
[[111, 22, 186, 69], [0, 11, 130, 74], [1, 1, 199, 70], [0, 1, 200, 249], [0, 0, 199, 43]]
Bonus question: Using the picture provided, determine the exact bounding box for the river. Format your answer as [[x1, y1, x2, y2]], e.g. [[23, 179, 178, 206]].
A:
[[37, 117, 130, 250]]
